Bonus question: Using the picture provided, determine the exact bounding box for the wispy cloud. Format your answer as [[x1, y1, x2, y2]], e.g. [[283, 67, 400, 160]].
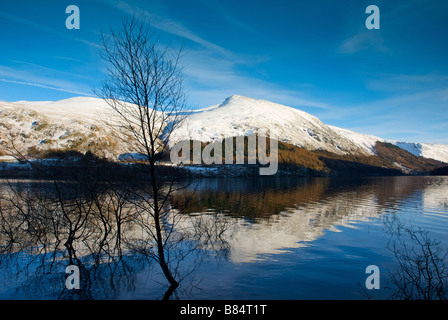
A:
[[181, 48, 331, 110], [323, 86, 448, 144], [0, 78, 92, 96], [99, 0, 233, 57], [9, 60, 98, 82], [338, 30, 388, 54], [95, 0, 325, 110], [364, 72, 448, 92], [197, 0, 259, 35], [0, 65, 93, 97], [0, 11, 101, 48]]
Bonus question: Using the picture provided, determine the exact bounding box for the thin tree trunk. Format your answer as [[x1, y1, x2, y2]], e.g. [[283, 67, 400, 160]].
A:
[[150, 153, 179, 291]]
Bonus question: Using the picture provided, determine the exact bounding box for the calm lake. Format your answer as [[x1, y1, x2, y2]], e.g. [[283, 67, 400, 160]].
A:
[[0, 175, 447, 300]]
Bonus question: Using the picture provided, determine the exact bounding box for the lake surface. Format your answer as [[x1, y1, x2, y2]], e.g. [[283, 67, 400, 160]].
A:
[[0, 175, 447, 300]]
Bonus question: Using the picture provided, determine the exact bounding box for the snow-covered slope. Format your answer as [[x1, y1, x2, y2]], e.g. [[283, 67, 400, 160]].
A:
[[327, 125, 384, 156], [170, 95, 373, 156], [13, 97, 111, 122], [171, 95, 448, 163], [0, 97, 142, 159], [387, 141, 448, 163], [1, 95, 448, 164], [329, 125, 448, 163]]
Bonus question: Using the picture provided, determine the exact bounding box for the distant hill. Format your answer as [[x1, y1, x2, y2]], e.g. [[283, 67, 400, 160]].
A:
[[1, 95, 447, 176]]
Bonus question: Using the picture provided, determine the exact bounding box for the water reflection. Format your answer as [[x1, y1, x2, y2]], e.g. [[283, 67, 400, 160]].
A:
[[173, 176, 448, 264], [1, 176, 447, 299], [0, 177, 230, 300]]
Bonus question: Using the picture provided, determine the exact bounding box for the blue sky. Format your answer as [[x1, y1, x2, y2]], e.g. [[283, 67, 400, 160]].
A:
[[0, 0, 447, 143]]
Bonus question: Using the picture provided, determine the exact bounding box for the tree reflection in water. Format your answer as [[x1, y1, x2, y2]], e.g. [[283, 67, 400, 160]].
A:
[[1, 175, 447, 299], [0, 175, 232, 300]]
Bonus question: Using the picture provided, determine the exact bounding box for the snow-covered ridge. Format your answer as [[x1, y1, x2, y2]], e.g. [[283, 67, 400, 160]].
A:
[[1, 95, 448, 163], [387, 141, 448, 163], [0, 97, 134, 159], [172, 95, 448, 163], [329, 125, 448, 163], [170, 95, 374, 156], [327, 125, 384, 155]]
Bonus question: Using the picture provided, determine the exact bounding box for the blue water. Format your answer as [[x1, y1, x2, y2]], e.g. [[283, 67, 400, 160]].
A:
[[1, 176, 447, 299]]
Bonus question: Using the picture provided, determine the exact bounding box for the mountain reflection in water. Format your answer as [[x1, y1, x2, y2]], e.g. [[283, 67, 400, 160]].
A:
[[0, 176, 447, 299], [172, 176, 448, 263]]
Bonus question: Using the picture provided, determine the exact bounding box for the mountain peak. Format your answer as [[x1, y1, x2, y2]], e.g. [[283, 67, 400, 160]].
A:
[[219, 95, 255, 107], [217, 95, 298, 114], [2, 95, 448, 164]]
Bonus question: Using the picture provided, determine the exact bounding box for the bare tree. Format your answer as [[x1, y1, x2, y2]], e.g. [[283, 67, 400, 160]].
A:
[[384, 214, 448, 300], [98, 16, 188, 293], [0, 16, 231, 300]]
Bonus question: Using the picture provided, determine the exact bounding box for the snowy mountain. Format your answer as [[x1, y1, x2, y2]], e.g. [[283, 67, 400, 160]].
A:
[[0, 97, 138, 159], [170, 95, 374, 156], [1, 95, 448, 165], [328, 125, 448, 163], [388, 141, 448, 164], [171, 95, 448, 163]]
